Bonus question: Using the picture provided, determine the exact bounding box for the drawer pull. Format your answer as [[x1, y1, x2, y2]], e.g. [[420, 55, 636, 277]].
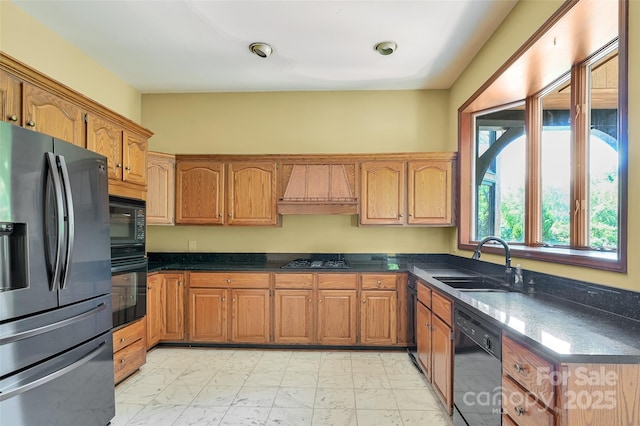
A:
[[513, 362, 527, 373], [120, 337, 126, 342], [120, 359, 126, 364], [514, 406, 526, 416], [226, 279, 231, 283]]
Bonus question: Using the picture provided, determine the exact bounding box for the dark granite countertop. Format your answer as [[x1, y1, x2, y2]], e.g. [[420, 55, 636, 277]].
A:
[[146, 252, 640, 363], [410, 265, 640, 364]]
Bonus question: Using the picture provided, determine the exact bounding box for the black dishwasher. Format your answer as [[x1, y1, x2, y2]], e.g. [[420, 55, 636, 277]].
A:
[[453, 305, 502, 426]]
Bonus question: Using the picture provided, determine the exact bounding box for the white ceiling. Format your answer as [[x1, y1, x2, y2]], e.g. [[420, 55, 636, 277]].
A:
[[12, 0, 518, 93]]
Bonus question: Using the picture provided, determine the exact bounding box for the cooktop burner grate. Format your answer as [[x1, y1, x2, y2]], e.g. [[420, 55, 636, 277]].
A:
[[281, 259, 350, 269]]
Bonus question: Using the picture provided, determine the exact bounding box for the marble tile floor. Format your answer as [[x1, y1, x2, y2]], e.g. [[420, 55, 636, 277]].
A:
[[113, 347, 451, 426]]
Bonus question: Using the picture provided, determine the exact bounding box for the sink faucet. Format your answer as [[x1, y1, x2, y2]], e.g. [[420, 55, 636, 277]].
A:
[[471, 236, 513, 286]]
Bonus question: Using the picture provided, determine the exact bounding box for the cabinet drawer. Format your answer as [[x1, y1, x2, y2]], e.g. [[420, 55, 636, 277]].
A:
[[361, 274, 397, 290], [112, 318, 145, 353], [431, 291, 451, 325], [190, 272, 270, 288], [502, 375, 554, 426], [113, 338, 146, 384], [503, 334, 555, 408], [417, 282, 431, 307], [274, 273, 314, 289], [317, 273, 358, 289]]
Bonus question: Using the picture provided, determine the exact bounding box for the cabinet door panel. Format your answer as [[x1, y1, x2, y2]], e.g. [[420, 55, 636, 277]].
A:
[[360, 290, 397, 345], [1, 70, 22, 124], [227, 162, 277, 225], [432, 314, 453, 414], [408, 160, 453, 225], [231, 289, 270, 343], [274, 290, 314, 344], [23, 83, 84, 147], [316, 290, 357, 345], [189, 288, 227, 342], [146, 274, 162, 349], [123, 131, 147, 186], [416, 301, 432, 380], [147, 152, 176, 224], [86, 114, 123, 181], [161, 274, 184, 341], [360, 161, 406, 225], [176, 161, 224, 224]]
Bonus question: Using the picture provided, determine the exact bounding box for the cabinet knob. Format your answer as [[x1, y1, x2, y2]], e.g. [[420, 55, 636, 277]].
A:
[[178, 281, 182, 286], [362, 300, 367, 304], [222, 297, 226, 302], [147, 286, 152, 289], [8, 115, 18, 122], [232, 298, 236, 302], [425, 322, 430, 328], [308, 299, 312, 303], [218, 214, 222, 218], [514, 406, 526, 416], [226, 278, 231, 283], [120, 359, 126, 364], [116, 163, 122, 168], [120, 337, 126, 342], [26, 120, 35, 127], [125, 166, 131, 171], [228, 213, 232, 218], [376, 280, 382, 286], [319, 299, 323, 303], [513, 363, 526, 373], [399, 214, 403, 218]]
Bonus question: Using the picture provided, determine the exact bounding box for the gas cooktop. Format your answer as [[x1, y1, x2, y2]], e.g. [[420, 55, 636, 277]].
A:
[[280, 259, 350, 269]]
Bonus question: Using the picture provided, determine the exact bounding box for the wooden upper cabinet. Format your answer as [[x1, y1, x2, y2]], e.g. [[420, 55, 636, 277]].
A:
[[147, 152, 176, 225], [123, 131, 147, 186], [227, 161, 278, 226], [23, 83, 85, 147], [408, 160, 454, 225], [175, 160, 224, 224], [360, 161, 406, 225], [86, 114, 123, 180], [0, 69, 22, 125]]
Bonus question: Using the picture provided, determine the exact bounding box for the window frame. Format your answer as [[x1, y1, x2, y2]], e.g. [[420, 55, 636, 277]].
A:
[[457, 0, 628, 272]]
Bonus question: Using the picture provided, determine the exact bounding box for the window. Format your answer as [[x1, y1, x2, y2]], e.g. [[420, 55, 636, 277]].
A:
[[458, 0, 627, 272]]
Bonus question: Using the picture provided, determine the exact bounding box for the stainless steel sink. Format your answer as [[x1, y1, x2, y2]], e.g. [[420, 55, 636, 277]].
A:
[[432, 276, 509, 292]]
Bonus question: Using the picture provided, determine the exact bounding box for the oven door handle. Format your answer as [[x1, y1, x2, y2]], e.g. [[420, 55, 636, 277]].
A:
[[111, 259, 148, 274]]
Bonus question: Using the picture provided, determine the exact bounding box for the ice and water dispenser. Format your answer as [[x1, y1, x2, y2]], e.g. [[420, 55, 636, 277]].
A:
[[0, 222, 27, 292]]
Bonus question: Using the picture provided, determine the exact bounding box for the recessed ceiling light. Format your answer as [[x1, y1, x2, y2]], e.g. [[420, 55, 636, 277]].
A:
[[375, 41, 397, 56], [249, 42, 273, 58]]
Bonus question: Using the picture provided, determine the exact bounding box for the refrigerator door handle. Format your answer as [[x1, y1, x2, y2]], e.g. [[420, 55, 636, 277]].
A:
[[57, 155, 74, 290], [45, 152, 64, 291], [0, 341, 108, 402], [0, 302, 107, 345]]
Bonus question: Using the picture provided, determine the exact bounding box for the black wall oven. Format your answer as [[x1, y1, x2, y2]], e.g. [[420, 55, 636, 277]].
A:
[[111, 257, 147, 328], [109, 195, 147, 328]]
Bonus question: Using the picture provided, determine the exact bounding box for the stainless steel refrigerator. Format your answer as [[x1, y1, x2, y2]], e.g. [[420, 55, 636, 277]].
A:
[[0, 122, 115, 425]]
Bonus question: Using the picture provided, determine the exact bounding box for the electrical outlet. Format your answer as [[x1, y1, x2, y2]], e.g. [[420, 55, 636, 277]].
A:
[[188, 240, 197, 251]]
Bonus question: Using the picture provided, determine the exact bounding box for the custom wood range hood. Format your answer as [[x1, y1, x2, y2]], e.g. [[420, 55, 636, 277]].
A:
[[278, 162, 358, 215]]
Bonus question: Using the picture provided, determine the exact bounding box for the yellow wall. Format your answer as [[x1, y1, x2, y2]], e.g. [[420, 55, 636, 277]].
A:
[[448, 0, 640, 292], [143, 90, 454, 253], [0, 1, 142, 122]]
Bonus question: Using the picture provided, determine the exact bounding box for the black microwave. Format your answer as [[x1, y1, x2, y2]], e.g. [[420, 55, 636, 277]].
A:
[[109, 195, 145, 260]]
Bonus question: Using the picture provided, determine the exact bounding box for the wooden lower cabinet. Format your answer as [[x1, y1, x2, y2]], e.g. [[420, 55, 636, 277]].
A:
[[317, 289, 357, 345], [113, 318, 146, 384], [360, 290, 397, 345], [416, 279, 453, 414], [147, 272, 185, 348], [431, 314, 453, 414], [231, 289, 270, 343], [416, 300, 432, 380], [189, 288, 227, 342], [274, 289, 314, 344], [146, 274, 162, 349]]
